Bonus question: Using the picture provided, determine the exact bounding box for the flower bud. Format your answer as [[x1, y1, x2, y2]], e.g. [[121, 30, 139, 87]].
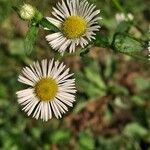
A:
[[20, 4, 35, 20]]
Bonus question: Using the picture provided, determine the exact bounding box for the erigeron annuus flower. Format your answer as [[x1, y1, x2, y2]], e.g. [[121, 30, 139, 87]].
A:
[[148, 41, 150, 60], [16, 59, 76, 121], [46, 0, 101, 53], [148, 26, 150, 60]]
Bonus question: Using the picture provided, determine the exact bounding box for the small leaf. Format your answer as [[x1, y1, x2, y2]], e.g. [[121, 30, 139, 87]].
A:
[[93, 32, 110, 48], [104, 55, 116, 79], [112, 33, 148, 61], [51, 130, 71, 144], [123, 122, 148, 138], [79, 132, 95, 150], [0, 84, 7, 98], [116, 21, 133, 33], [131, 96, 145, 106], [73, 101, 87, 113], [84, 67, 106, 90], [9, 39, 24, 55], [24, 24, 39, 54], [134, 76, 150, 91]]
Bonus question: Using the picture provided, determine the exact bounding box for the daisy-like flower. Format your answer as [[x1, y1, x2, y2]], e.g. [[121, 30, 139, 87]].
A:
[[148, 26, 150, 60], [148, 41, 150, 60], [16, 59, 76, 121], [46, 0, 101, 53]]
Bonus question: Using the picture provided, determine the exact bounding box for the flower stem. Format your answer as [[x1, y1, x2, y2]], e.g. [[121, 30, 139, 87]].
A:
[[112, 0, 124, 12]]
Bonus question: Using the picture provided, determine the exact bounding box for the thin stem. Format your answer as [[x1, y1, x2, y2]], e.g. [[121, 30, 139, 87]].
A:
[[112, 0, 124, 12], [55, 47, 89, 61]]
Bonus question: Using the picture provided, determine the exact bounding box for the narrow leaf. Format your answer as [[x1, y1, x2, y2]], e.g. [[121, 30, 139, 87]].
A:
[[24, 24, 39, 54]]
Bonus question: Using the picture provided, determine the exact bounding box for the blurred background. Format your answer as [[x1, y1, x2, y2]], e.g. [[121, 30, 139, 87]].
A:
[[0, 0, 150, 149]]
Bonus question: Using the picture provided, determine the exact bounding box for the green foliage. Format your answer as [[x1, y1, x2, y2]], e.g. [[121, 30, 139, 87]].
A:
[[97, 136, 123, 150], [24, 24, 39, 54], [78, 132, 95, 150], [123, 122, 148, 139], [116, 21, 133, 33], [50, 130, 71, 144], [75, 57, 107, 98], [134, 76, 150, 91], [0, 0, 14, 22], [0, 0, 150, 149], [93, 32, 110, 48], [112, 33, 143, 53], [112, 33, 148, 60]]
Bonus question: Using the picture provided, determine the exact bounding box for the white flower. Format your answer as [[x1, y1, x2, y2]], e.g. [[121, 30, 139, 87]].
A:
[[20, 4, 35, 20], [148, 26, 150, 60], [115, 13, 126, 23], [115, 13, 134, 23], [127, 13, 134, 21], [16, 59, 76, 121], [46, 0, 101, 53], [148, 41, 150, 60]]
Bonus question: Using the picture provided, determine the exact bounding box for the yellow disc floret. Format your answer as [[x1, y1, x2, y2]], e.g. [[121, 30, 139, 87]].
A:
[[62, 16, 87, 39], [35, 78, 58, 101]]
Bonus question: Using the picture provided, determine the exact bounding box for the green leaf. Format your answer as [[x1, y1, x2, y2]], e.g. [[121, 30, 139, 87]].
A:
[[0, 84, 7, 98], [112, 33, 148, 61], [84, 67, 106, 90], [134, 76, 150, 91], [0, 0, 12, 21], [110, 84, 129, 95], [73, 101, 87, 113], [104, 55, 116, 79], [9, 39, 24, 55], [51, 130, 71, 144], [80, 48, 90, 57], [93, 32, 110, 48], [116, 21, 133, 33], [97, 136, 123, 150], [75, 71, 106, 98], [24, 24, 39, 54], [79, 132, 95, 150], [112, 33, 143, 53], [123, 122, 148, 138], [131, 96, 145, 106]]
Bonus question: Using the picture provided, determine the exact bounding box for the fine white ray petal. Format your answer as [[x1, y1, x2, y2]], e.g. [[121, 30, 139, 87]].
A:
[[48, 102, 52, 119], [41, 59, 47, 77], [46, 17, 62, 28], [18, 75, 34, 86]]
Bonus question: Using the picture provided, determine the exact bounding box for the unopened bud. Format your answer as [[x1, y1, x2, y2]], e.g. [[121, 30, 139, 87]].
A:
[[20, 4, 35, 20]]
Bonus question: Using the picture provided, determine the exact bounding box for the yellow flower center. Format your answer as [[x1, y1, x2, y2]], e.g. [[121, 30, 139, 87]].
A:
[[62, 16, 87, 39], [35, 78, 58, 101]]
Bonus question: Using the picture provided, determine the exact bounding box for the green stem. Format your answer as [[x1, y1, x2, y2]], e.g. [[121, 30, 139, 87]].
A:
[[54, 47, 89, 61], [112, 0, 124, 12]]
